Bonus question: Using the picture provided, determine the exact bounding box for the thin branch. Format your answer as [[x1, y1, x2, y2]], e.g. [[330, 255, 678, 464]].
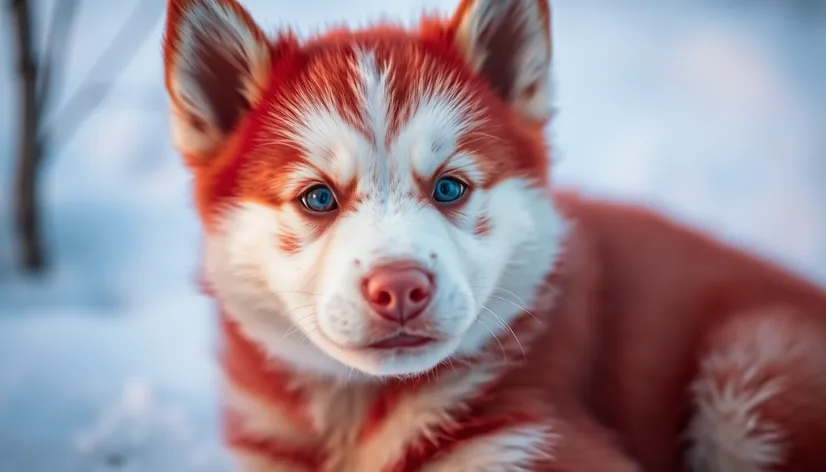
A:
[[54, 81, 163, 114], [39, 0, 164, 151], [8, 0, 46, 271], [36, 0, 80, 120]]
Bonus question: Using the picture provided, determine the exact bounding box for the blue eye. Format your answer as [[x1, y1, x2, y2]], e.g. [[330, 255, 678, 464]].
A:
[[432, 177, 467, 203], [300, 185, 338, 212]]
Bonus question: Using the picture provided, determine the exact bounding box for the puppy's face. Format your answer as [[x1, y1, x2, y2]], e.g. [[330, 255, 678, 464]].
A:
[[163, 0, 566, 378]]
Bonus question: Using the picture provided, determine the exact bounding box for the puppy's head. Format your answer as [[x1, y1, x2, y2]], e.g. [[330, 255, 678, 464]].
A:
[[163, 0, 567, 378]]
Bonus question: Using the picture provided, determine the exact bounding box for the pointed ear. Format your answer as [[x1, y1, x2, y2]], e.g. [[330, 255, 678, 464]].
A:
[[451, 0, 553, 123], [163, 0, 271, 164]]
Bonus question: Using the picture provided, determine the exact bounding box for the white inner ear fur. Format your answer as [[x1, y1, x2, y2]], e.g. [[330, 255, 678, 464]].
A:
[[169, 0, 271, 156], [454, 0, 554, 122]]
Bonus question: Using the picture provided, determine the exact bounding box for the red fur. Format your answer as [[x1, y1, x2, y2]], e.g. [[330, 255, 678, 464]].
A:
[[472, 214, 493, 237], [220, 315, 313, 431], [390, 414, 543, 472], [540, 192, 826, 471], [226, 412, 324, 470], [275, 228, 302, 256]]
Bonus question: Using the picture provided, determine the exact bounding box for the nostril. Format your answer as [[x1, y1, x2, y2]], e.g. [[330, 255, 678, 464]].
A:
[[373, 290, 393, 307], [409, 287, 428, 304]]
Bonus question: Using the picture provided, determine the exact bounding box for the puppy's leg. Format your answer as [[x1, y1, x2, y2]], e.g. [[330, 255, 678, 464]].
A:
[[686, 305, 826, 472], [544, 414, 643, 472], [419, 415, 641, 472], [231, 450, 313, 472]]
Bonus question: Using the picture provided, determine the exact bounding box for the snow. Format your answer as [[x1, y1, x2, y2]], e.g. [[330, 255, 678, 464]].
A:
[[0, 1, 824, 471]]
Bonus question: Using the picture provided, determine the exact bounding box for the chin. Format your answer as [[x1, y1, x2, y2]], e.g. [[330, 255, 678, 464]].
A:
[[307, 322, 466, 378], [347, 341, 459, 378]]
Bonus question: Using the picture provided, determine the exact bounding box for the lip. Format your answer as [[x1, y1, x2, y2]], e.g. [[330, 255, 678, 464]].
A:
[[367, 334, 436, 349]]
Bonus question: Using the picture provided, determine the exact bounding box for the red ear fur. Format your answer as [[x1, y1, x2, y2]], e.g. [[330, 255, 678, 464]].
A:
[[162, 0, 271, 165], [450, 0, 554, 123]]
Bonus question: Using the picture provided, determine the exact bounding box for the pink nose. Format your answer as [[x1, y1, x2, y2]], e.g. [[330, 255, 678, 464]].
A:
[[362, 264, 434, 323]]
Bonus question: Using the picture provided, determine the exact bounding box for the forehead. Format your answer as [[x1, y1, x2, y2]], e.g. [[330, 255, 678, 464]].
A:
[[214, 32, 548, 210], [259, 37, 487, 188]]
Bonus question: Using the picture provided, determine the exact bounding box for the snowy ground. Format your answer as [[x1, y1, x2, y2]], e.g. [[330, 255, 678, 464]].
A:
[[0, 0, 824, 471]]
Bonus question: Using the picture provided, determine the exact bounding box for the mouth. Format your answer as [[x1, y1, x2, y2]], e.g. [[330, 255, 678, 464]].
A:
[[367, 333, 437, 350]]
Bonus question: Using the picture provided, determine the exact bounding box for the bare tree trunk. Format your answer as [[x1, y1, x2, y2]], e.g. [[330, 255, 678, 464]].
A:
[[5, 0, 159, 274], [9, 0, 45, 272]]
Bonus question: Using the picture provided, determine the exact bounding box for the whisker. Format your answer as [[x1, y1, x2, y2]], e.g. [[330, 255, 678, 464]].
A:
[[282, 303, 318, 317], [281, 321, 316, 340], [282, 313, 318, 341], [487, 286, 529, 307], [269, 290, 320, 297], [286, 303, 317, 314], [475, 314, 507, 364], [469, 285, 543, 324], [480, 305, 526, 361], [486, 294, 542, 324], [298, 327, 319, 345]]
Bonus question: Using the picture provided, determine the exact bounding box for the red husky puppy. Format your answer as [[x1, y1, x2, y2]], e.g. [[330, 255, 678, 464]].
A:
[[161, 0, 826, 470]]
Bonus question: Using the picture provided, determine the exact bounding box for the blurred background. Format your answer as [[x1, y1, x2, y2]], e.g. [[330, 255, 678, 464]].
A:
[[0, 0, 824, 471]]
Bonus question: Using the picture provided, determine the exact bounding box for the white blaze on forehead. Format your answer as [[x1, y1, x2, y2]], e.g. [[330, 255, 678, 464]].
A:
[[353, 48, 391, 164], [272, 100, 366, 189], [395, 84, 483, 181], [264, 47, 484, 193]]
